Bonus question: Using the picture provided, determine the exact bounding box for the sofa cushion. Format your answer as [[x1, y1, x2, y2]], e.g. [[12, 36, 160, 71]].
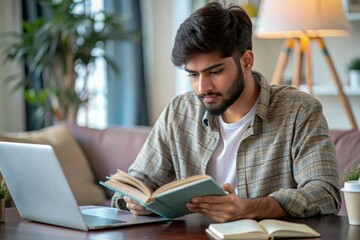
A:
[[0, 125, 106, 205], [330, 129, 360, 216], [65, 123, 152, 198]]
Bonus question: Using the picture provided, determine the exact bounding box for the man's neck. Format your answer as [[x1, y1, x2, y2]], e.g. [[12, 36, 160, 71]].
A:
[[221, 72, 260, 123]]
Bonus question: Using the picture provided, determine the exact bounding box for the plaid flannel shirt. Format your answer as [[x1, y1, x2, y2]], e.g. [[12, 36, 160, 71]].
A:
[[116, 71, 341, 217]]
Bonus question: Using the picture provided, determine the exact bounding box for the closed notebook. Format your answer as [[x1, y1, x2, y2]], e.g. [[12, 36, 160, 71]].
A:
[[206, 219, 320, 240]]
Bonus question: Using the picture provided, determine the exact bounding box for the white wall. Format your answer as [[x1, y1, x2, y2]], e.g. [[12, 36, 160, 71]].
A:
[[0, 0, 25, 132]]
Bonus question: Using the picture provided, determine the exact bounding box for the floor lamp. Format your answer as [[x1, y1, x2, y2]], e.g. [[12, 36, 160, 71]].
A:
[[256, 0, 358, 130]]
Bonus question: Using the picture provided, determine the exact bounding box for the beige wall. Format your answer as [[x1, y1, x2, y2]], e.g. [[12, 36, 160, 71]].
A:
[[144, 0, 360, 129], [0, 0, 25, 132], [141, 0, 177, 125], [252, 21, 360, 129]]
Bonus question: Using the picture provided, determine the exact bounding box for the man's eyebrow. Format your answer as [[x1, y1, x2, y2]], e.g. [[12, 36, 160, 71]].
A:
[[184, 63, 225, 73]]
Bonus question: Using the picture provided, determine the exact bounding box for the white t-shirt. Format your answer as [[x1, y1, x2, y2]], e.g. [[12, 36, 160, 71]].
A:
[[206, 104, 257, 190]]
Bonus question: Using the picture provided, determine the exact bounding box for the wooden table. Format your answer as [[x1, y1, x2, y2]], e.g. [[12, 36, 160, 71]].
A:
[[0, 208, 359, 240]]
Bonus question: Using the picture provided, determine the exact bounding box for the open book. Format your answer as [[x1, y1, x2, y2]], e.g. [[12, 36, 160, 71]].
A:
[[100, 170, 227, 219], [206, 219, 320, 240]]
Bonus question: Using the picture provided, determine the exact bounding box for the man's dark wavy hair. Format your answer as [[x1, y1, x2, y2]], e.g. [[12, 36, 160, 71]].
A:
[[171, 2, 252, 67]]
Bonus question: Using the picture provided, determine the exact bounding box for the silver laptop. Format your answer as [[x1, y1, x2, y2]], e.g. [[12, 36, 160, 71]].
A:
[[0, 141, 168, 231]]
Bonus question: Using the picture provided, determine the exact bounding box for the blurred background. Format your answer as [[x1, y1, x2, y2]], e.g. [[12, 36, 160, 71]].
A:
[[1, 0, 360, 132]]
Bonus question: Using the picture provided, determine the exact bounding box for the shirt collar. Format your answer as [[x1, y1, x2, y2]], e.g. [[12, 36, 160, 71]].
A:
[[202, 111, 210, 127], [253, 71, 271, 121]]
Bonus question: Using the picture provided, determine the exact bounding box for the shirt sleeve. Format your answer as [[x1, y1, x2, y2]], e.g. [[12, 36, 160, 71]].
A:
[[127, 104, 177, 191], [269, 100, 341, 217]]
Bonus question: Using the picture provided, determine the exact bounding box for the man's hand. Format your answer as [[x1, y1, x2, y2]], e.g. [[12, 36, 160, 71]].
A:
[[123, 196, 153, 215], [186, 183, 288, 222]]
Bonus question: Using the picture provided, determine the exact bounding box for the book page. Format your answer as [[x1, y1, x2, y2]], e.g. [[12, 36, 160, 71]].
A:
[[109, 170, 152, 197], [208, 219, 268, 239], [104, 179, 150, 204], [259, 219, 320, 238], [152, 175, 211, 196]]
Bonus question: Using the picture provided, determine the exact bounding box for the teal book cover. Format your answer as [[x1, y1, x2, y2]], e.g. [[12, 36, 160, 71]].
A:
[[149, 178, 227, 218], [100, 171, 227, 219]]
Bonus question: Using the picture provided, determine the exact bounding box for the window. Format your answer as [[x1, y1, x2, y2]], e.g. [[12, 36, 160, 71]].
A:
[[76, 0, 108, 129]]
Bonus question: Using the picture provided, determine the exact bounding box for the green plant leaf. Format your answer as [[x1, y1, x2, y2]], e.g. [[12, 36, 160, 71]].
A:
[[1, 0, 139, 123], [0, 180, 8, 199], [348, 57, 360, 70], [343, 164, 360, 181], [24, 89, 49, 105]]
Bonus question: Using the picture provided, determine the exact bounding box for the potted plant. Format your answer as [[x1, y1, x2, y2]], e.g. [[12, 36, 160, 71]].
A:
[[343, 164, 360, 182], [348, 57, 360, 90], [341, 164, 360, 225], [1, 0, 137, 125], [0, 180, 8, 222]]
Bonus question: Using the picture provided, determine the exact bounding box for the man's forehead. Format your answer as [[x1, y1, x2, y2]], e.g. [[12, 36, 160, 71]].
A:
[[184, 53, 233, 72]]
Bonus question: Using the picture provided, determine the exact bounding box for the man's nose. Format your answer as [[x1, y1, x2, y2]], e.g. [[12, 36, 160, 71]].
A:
[[198, 74, 213, 93]]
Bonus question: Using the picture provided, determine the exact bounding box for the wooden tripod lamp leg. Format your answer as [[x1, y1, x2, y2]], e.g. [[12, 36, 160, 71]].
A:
[[317, 37, 358, 130], [303, 37, 313, 95], [292, 38, 302, 88], [272, 38, 295, 85]]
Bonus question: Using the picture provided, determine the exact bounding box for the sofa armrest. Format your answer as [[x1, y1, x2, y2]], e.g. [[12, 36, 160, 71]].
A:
[[330, 129, 360, 215]]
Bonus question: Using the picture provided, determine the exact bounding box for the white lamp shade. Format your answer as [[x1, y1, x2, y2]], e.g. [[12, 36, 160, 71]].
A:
[[256, 0, 349, 38]]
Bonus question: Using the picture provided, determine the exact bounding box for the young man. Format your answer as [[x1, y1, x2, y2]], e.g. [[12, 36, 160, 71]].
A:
[[112, 2, 341, 222]]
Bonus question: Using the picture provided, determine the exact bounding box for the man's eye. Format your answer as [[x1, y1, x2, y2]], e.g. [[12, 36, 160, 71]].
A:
[[209, 69, 223, 75], [187, 73, 199, 78]]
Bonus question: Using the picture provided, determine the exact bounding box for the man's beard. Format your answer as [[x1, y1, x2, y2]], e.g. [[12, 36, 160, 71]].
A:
[[197, 69, 245, 116]]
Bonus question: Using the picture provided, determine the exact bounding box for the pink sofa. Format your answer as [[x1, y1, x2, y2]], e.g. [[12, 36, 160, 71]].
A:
[[330, 129, 360, 216], [4, 123, 355, 214], [66, 124, 359, 216]]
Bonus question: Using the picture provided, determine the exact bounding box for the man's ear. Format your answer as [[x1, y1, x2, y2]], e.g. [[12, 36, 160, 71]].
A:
[[241, 50, 254, 71]]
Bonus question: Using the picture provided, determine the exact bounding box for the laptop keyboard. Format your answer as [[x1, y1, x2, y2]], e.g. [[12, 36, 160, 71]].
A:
[[82, 214, 126, 227]]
